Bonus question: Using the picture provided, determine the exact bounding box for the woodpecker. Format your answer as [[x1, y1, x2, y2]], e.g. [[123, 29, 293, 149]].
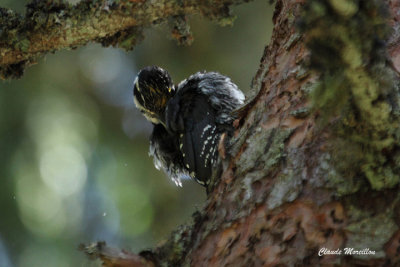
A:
[[133, 66, 244, 187]]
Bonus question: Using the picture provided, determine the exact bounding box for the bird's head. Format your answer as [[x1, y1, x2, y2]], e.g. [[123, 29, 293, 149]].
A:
[[133, 66, 175, 125]]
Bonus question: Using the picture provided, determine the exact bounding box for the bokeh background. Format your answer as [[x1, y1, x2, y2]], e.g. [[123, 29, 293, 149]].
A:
[[0, 0, 273, 266]]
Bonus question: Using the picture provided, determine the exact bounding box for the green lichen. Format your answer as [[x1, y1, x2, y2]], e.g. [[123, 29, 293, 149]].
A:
[[216, 14, 236, 27], [267, 169, 302, 210], [295, 66, 310, 80], [329, 0, 358, 17], [345, 204, 373, 221], [229, 97, 268, 158], [168, 15, 193, 46], [362, 164, 399, 190], [345, 212, 398, 259], [347, 68, 392, 134], [156, 224, 194, 267], [283, 32, 301, 51], [15, 38, 30, 52], [118, 33, 138, 50], [259, 128, 292, 170], [201, 3, 237, 27], [300, 80, 319, 95], [233, 128, 293, 213], [229, 123, 249, 157], [319, 151, 364, 196], [311, 74, 349, 120], [290, 107, 310, 118], [302, 0, 400, 192], [309, 1, 326, 17], [325, 172, 363, 196], [229, 128, 293, 213], [235, 128, 292, 177], [327, 136, 400, 193]]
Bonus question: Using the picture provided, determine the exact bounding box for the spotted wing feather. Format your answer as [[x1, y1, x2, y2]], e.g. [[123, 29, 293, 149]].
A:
[[166, 88, 220, 185]]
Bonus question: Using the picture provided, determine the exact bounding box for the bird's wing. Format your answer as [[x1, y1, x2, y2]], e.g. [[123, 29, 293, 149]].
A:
[[166, 91, 219, 186]]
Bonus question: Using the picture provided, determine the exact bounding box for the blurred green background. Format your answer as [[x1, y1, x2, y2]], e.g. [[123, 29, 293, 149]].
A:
[[0, 0, 273, 266]]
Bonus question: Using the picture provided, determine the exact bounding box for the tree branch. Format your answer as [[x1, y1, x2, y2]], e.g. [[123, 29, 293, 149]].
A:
[[79, 242, 154, 267], [0, 0, 248, 79]]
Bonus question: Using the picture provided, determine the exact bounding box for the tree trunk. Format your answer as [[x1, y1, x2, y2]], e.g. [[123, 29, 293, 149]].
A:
[[129, 0, 400, 266]]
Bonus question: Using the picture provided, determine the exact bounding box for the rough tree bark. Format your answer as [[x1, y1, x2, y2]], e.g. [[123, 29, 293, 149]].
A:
[[0, 0, 242, 79], [3, 0, 400, 266]]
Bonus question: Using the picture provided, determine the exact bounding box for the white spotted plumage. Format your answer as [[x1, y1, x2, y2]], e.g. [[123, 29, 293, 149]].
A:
[[137, 67, 244, 187], [201, 124, 212, 138]]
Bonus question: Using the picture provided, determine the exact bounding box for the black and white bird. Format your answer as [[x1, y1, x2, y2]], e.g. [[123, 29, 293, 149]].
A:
[[133, 66, 244, 187]]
